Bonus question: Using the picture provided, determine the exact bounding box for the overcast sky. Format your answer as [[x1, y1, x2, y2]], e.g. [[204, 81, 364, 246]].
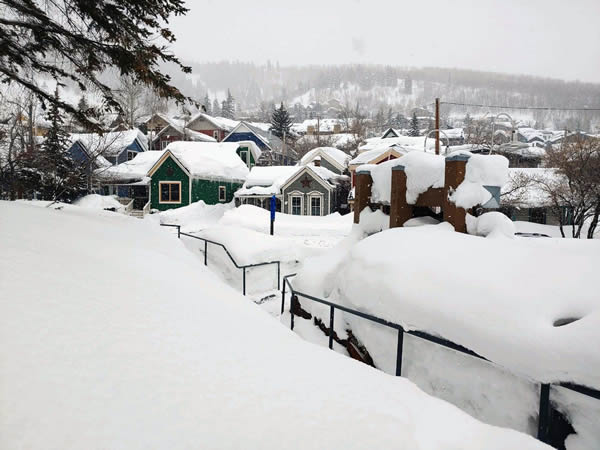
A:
[[170, 0, 600, 83]]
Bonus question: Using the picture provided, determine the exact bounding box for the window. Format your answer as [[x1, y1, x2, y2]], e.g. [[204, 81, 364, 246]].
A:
[[218, 186, 226, 202], [240, 150, 248, 164], [161, 140, 169, 150], [159, 182, 181, 203], [127, 151, 136, 161], [213, 130, 219, 140], [291, 196, 302, 215], [310, 196, 321, 216]]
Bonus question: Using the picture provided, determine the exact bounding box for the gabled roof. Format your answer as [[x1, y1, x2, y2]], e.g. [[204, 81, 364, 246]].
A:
[[152, 123, 216, 145], [70, 129, 148, 158], [381, 128, 401, 139], [235, 164, 345, 197], [187, 113, 235, 132], [224, 121, 286, 153], [349, 146, 404, 167], [300, 147, 350, 172]]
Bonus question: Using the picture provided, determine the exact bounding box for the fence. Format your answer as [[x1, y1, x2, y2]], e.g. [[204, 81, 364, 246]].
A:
[[281, 273, 600, 446], [160, 223, 281, 295]]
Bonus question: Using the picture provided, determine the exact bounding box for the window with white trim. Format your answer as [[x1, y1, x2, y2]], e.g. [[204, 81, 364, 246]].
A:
[[159, 182, 181, 203], [310, 196, 322, 216], [127, 150, 136, 161], [218, 186, 227, 202], [240, 150, 248, 164], [213, 130, 219, 140], [161, 140, 169, 150], [291, 195, 302, 215]]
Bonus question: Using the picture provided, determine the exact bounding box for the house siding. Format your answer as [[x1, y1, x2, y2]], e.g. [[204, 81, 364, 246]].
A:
[[225, 132, 268, 151], [116, 140, 145, 164], [191, 178, 242, 205], [317, 158, 341, 174], [150, 155, 190, 211], [282, 171, 330, 215]]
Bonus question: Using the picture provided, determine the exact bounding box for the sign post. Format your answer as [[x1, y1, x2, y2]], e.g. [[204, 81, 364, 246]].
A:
[[270, 195, 276, 235]]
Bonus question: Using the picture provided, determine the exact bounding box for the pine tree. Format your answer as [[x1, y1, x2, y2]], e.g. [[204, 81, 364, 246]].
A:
[[77, 95, 89, 113], [409, 112, 420, 137], [37, 88, 86, 201], [270, 102, 292, 139], [220, 89, 235, 119], [212, 99, 221, 117], [203, 93, 211, 115]]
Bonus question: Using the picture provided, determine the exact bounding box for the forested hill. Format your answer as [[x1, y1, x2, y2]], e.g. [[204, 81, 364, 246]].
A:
[[164, 61, 600, 129]]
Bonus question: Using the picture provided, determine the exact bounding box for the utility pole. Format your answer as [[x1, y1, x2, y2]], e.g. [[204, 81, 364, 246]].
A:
[[435, 98, 440, 155], [316, 115, 321, 147]]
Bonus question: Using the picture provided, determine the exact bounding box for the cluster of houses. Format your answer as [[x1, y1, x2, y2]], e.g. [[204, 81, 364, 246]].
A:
[[61, 110, 598, 228]]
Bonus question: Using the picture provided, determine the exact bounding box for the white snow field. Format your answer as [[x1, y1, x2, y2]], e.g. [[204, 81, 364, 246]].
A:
[[0, 202, 549, 449]]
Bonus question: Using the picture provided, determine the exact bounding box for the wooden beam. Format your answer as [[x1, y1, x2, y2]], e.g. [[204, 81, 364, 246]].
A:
[[353, 170, 373, 224], [443, 154, 469, 232], [389, 165, 413, 228]]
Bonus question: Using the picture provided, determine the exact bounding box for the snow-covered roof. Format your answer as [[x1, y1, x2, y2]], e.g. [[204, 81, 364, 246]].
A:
[[153, 123, 217, 144], [349, 146, 405, 166], [161, 142, 249, 181], [300, 147, 350, 170], [99, 150, 165, 182], [70, 129, 148, 158], [188, 113, 237, 132], [100, 142, 250, 182], [235, 164, 343, 197]]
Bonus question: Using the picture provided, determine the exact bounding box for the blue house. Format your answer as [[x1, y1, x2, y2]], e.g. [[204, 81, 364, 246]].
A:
[[223, 121, 297, 166], [69, 129, 148, 167]]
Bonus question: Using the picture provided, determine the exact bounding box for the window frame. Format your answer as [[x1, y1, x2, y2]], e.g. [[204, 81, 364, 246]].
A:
[[127, 150, 137, 161], [289, 193, 303, 216], [158, 181, 182, 204], [218, 185, 227, 202], [161, 140, 170, 150], [213, 130, 219, 140], [308, 192, 323, 216]]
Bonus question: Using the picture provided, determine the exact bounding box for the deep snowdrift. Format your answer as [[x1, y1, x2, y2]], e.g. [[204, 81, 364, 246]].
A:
[[295, 224, 600, 388], [0, 202, 547, 449]]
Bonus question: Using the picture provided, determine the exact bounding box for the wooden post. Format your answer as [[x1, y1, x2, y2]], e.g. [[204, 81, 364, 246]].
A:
[[353, 169, 372, 224], [389, 165, 413, 228], [435, 98, 440, 155], [443, 154, 469, 233]]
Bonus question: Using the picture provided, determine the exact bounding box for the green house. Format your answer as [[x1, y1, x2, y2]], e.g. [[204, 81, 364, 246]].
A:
[[99, 142, 252, 213]]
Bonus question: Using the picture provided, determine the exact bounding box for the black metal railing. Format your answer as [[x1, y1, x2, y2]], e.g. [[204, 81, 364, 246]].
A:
[[281, 273, 600, 446], [161, 223, 280, 295]]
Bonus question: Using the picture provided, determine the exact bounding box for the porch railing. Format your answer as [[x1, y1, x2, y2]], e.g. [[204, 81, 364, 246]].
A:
[[281, 273, 600, 446], [160, 223, 281, 295]]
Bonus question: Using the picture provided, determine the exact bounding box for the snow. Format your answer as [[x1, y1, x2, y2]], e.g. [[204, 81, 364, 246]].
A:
[[367, 151, 445, 204], [164, 141, 249, 180], [503, 168, 556, 207], [219, 204, 353, 237], [349, 146, 404, 166], [235, 165, 342, 197], [466, 211, 516, 238], [365, 152, 508, 208], [99, 150, 165, 181], [300, 146, 351, 169], [450, 154, 509, 209], [158, 200, 235, 233], [70, 129, 147, 157], [73, 194, 125, 212], [293, 225, 600, 389], [0, 201, 548, 449]]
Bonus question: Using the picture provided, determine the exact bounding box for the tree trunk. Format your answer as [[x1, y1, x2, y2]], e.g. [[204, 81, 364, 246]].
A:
[[587, 200, 600, 239]]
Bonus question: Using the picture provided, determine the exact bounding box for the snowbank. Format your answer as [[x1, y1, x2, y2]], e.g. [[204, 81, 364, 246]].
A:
[[0, 202, 547, 449], [294, 225, 600, 389], [73, 194, 125, 211], [219, 205, 353, 237], [159, 200, 234, 233], [466, 212, 516, 238]]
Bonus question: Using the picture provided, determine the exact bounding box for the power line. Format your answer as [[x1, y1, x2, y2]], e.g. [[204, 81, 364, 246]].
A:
[[438, 101, 600, 112]]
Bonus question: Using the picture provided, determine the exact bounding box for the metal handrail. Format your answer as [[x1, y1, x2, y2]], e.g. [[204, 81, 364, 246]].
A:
[[281, 273, 600, 445], [160, 223, 281, 295]]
